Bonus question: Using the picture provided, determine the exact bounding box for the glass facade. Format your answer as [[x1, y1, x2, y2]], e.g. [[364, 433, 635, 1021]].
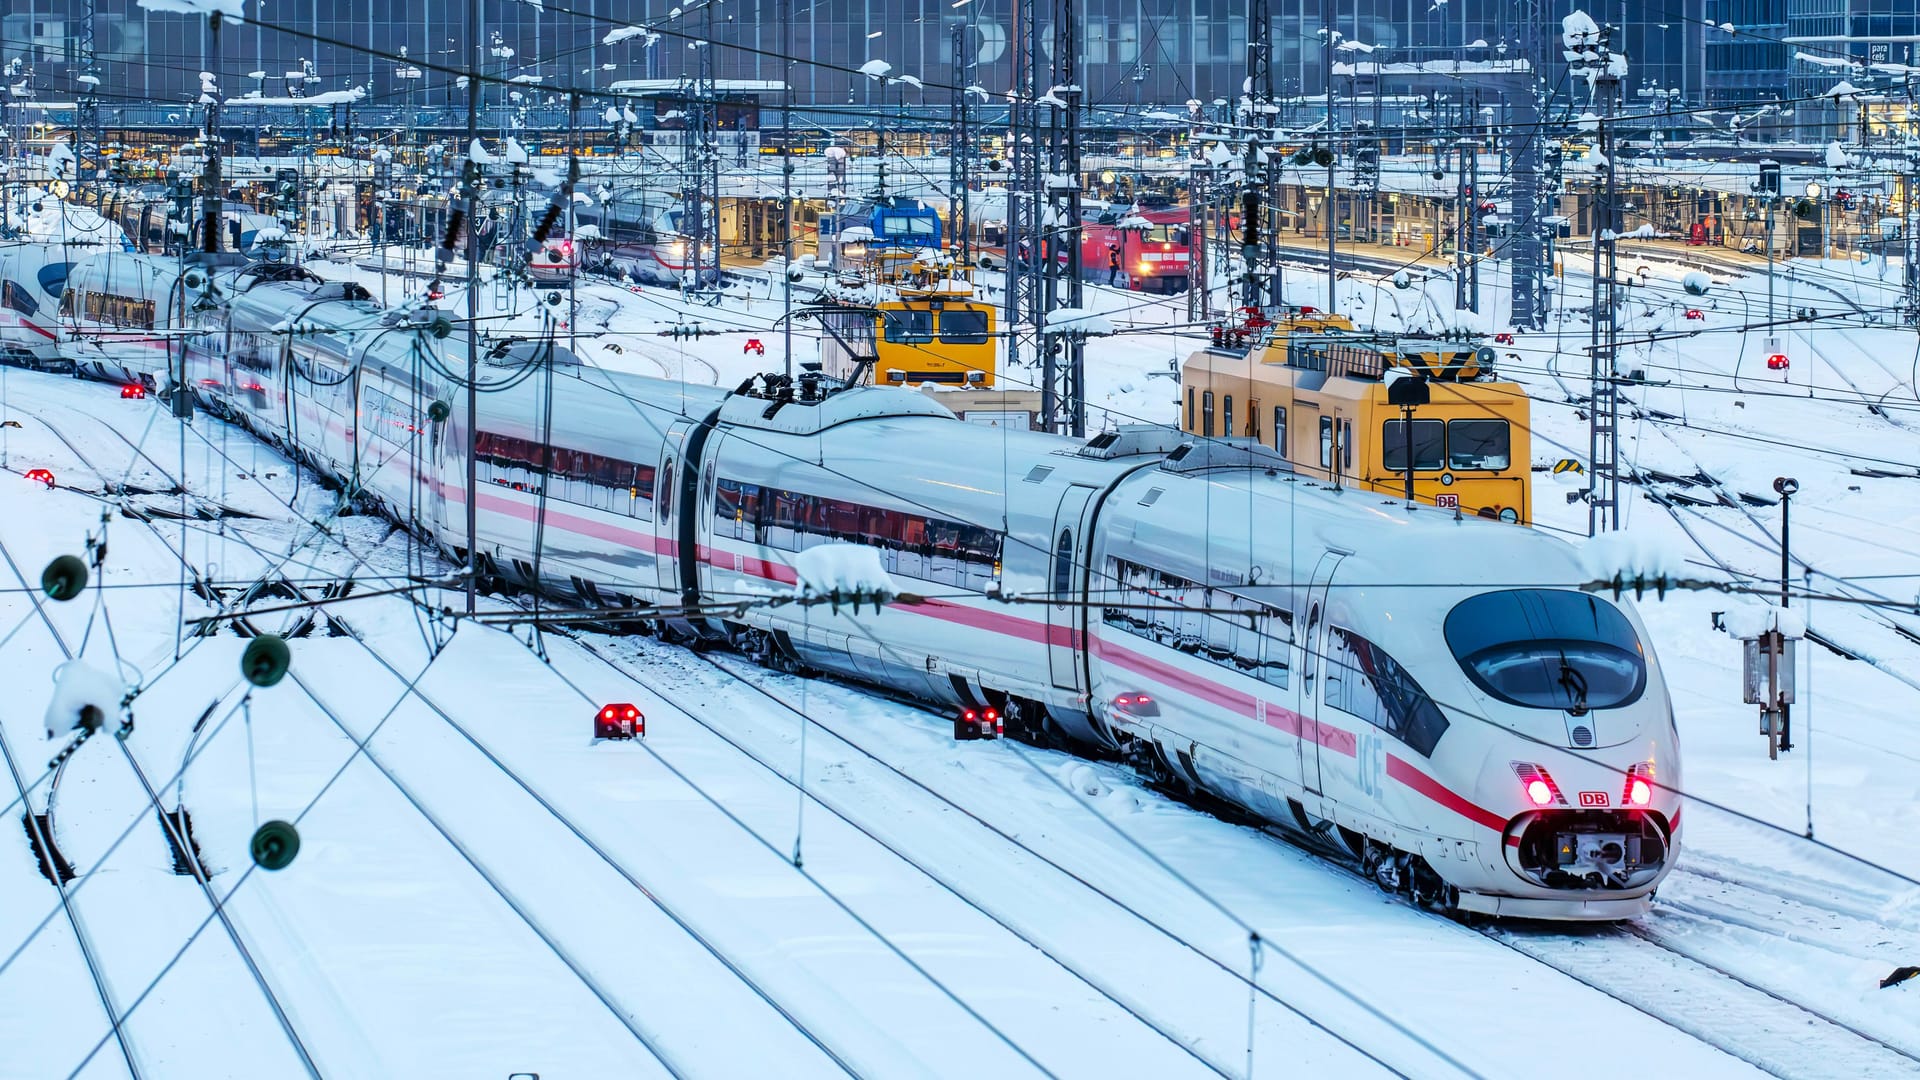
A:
[[1704, 0, 1791, 106], [9, 1, 1705, 118]]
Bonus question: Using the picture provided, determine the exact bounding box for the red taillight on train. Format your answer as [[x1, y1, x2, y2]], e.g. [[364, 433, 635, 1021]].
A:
[[1622, 763, 1654, 807], [1511, 762, 1565, 807]]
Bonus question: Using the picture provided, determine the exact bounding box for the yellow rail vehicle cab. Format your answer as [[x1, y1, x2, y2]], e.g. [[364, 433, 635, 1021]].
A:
[[873, 295, 996, 387], [1181, 327, 1531, 525]]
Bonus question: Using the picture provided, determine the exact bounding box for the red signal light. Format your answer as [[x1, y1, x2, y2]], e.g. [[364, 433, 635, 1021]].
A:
[[23, 468, 54, 488], [1766, 353, 1790, 371], [120, 384, 146, 399], [595, 702, 643, 739]]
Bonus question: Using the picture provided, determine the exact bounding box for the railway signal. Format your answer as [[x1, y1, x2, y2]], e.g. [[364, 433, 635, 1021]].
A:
[[595, 703, 644, 740], [954, 707, 1001, 740]]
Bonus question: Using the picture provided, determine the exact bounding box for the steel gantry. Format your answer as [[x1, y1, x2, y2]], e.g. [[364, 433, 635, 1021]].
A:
[[680, 0, 723, 295], [1038, 0, 1086, 436]]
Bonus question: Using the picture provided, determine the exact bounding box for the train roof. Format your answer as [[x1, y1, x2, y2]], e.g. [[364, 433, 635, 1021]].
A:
[[477, 365, 728, 454], [1113, 459, 1584, 595], [717, 384, 957, 437]]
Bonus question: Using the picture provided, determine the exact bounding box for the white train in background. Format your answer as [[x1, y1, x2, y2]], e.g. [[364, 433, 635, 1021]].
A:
[[572, 190, 714, 286], [53, 251, 321, 387], [37, 254, 1679, 921]]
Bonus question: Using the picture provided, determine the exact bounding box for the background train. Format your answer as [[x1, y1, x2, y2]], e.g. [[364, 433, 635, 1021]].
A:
[[818, 196, 945, 273], [152, 261, 1679, 922], [1181, 308, 1532, 525], [572, 190, 713, 285], [1079, 206, 1192, 293]]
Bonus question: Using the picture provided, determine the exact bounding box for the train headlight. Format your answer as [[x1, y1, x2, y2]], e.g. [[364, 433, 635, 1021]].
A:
[[1628, 779, 1652, 806], [1525, 779, 1553, 806], [1498, 507, 1519, 524]]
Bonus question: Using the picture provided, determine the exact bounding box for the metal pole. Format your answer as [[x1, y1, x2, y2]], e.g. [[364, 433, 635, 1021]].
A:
[[1766, 197, 1775, 322], [1778, 480, 1794, 752], [1323, 28, 1336, 315], [1402, 403, 1415, 503], [202, 15, 223, 255], [463, 0, 480, 616], [782, 0, 794, 378], [1780, 492, 1791, 610]]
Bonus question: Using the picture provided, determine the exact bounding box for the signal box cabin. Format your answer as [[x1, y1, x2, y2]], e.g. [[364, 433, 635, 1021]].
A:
[[1180, 311, 1531, 525], [815, 268, 997, 390]]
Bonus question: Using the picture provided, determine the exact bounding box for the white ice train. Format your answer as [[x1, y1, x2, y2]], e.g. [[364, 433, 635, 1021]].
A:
[[175, 270, 1679, 920], [55, 251, 228, 385], [0, 242, 103, 369], [54, 252, 324, 387], [572, 191, 713, 286]]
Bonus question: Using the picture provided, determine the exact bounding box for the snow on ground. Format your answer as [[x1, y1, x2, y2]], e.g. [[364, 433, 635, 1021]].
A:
[[0, 242, 1917, 1075]]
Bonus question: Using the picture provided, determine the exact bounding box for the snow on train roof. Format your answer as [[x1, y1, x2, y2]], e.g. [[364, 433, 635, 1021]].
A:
[[478, 365, 727, 455], [718, 384, 958, 437], [1100, 443, 1586, 597]]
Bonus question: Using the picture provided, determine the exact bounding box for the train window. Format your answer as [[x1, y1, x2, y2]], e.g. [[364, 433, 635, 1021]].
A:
[[1257, 609, 1295, 688], [659, 461, 675, 519], [2, 280, 37, 317], [1273, 406, 1287, 453], [1100, 557, 1285, 687], [1447, 419, 1511, 470], [1223, 395, 1234, 438], [939, 309, 990, 344], [1443, 590, 1647, 712], [1324, 627, 1449, 756], [710, 478, 1001, 590], [1342, 420, 1353, 471], [1318, 416, 1333, 468], [1053, 530, 1074, 597], [1381, 419, 1446, 470], [1201, 391, 1215, 436], [1186, 388, 1196, 432], [882, 309, 934, 344], [37, 263, 72, 298]]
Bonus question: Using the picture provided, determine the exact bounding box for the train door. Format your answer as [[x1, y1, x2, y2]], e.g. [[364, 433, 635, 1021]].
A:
[[653, 423, 692, 600], [1047, 485, 1098, 694], [1298, 550, 1347, 794]]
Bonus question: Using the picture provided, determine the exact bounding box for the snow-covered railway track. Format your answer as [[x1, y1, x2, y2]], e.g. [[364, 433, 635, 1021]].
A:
[[563, 638, 1477, 1077], [1673, 853, 1920, 929], [19, 409, 785, 1076], [1485, 924, 1920, 1078], [0, 527, 146, 1080], [605, 644, 1390, 1079]]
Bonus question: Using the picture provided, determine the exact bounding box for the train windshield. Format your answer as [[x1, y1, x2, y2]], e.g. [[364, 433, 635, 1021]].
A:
[[879, 213, 937, 238], [1144, 225, 1188, 244], [1447, 419, 1511, 470], [1444, 590, 1646, 712]]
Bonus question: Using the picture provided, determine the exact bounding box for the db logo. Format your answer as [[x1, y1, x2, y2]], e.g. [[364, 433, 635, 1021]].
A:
[[1578, 791, 1610, 807], [1435, 494, 1459, 508]]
